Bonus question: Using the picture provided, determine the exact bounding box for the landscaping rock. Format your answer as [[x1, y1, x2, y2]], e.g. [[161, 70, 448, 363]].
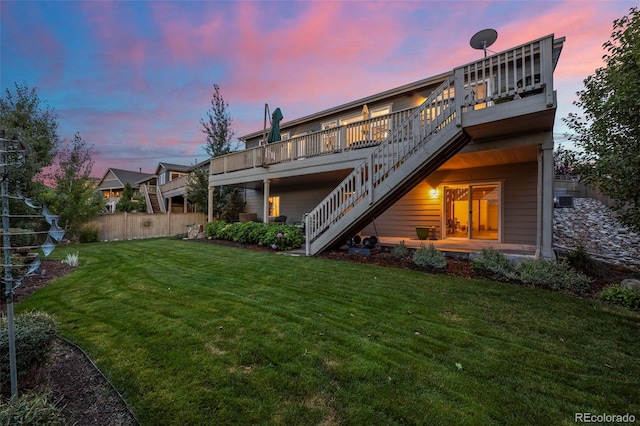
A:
[[554, 198, 639, 271], [620, 278, 640, 290]]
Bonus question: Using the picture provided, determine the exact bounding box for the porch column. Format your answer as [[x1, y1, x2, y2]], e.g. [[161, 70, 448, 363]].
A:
[[183, 196, 188, 213], [208, 186, 215, 222], [536, 132, 555, 259], [263, 179, 270, 224]]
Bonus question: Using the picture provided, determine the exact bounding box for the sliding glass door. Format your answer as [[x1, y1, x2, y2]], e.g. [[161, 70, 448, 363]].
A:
[[444, 183, 500, 240]]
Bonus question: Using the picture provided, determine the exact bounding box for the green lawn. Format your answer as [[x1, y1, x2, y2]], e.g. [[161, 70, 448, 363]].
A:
[[18, 239, 640, 425]]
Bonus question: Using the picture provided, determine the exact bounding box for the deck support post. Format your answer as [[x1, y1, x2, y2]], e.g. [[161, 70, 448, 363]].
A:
[[263, 179, 271, 224], [536, 132, 555, 259], [208, 186, 214, 223]]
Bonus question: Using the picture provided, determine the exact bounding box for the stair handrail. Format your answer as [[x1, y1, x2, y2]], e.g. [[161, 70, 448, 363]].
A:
[[305, 74, 458, 247], [140, 183, 154, 214]]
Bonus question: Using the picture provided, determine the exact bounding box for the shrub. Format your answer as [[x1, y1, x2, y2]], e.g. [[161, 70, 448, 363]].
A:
[[248, 223, 269, 244], [412, 243, 447, 269], [516, 258, 591, 293], [0, 311, 57, 387], [259, 224, 304, 251], [205, 221, 303, 251], [205, 221, 232, 239], [79, 225, 100, 243], [470, 248, 517, 280], [0, 392, 66, 425], [10, 228, 38, 248], [234, 221, 265, 244], [205, 221, 222, 238], [600, 285, 640, 310], [391, 240, 410, 259], [564, 245, 609, 277]]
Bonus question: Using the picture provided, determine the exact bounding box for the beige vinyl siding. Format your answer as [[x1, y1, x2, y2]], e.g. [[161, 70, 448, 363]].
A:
[[361, 182, 441, 237], [243, 182, 341, 224], [360, 162, 538, 245], [502, 162, 537, 245], [243, 189, 263, 218]]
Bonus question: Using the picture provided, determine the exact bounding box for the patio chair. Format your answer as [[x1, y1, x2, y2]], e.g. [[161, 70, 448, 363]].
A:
[[274, 215, 287, 224]]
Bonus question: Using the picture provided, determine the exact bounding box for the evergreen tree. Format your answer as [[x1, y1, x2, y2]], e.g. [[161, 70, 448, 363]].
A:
[[201, 84, 235, 157], [187, 166, 209, 213], [116, 183, 144, 213], [197, 84, 243, 219]]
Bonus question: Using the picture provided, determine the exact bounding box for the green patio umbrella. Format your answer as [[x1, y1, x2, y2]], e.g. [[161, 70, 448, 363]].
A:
[[267, 107, 283, 143]]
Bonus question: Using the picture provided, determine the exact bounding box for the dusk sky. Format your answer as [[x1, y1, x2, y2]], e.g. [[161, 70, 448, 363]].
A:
[[1, 1, 635, 178]]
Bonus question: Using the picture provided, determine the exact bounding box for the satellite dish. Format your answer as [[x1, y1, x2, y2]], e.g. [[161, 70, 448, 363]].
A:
[[470, 29, 498, 57]]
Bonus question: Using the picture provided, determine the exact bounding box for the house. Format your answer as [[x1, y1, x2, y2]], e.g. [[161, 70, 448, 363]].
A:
[[97, 168, 154, 212], [207, 34, 564, 257], [137, 162, 192, 214], [140, 161, 210, 214], [97, 161, 211, 215]]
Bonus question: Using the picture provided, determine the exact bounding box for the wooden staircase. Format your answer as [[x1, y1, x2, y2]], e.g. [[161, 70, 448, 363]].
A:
[[141, 183, 166, 214], [148, 193, 163, 213], [305, 74, 471, 255]]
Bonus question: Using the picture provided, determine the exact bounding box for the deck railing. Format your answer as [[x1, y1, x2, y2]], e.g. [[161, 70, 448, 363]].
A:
[[305, 74, 458, 247], [458, 34, 555, 110], [209, 108, 419, 175], [160, 174, 190, 194]]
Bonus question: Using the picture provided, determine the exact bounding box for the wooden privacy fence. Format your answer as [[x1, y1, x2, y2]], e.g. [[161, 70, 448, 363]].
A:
[[88, 212, 207, 242], [554, 178, 616, 207]]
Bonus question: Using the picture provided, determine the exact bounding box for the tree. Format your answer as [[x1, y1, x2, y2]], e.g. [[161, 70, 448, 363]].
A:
[[201, 84, 235, 157], [220, 188, 244, 223], [197, 84, 244, 219], [553, 144, 580, 179], [0, 83, 59, 196], [564, 7, 640, 231], [45, 133, 105, 238], [187, 165, 209, 213], [116, 183, 144, 213]]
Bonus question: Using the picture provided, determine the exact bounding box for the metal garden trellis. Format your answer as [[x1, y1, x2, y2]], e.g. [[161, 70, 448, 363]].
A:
[[1, 129, 64, 398]]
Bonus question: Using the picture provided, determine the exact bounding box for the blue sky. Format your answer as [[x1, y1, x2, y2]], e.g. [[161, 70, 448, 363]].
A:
[[0, 0, 634, 177]]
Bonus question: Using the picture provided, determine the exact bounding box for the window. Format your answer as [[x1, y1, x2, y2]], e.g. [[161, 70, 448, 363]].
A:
[[370, 105, 391, 118], [321, 121, 337, 151], [268, 196, 280, 216], [465, 80, 490, 110]]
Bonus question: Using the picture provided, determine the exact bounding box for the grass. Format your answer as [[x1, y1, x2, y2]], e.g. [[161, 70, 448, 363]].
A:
[[18, 239, 640, 425]]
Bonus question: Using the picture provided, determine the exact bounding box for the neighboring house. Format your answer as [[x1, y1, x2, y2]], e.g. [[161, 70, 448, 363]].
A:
[[208, 34, 565, 257], [97, 168, 154, 212], [139, 161, 211, 214], [138, 162, 191, 214]]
